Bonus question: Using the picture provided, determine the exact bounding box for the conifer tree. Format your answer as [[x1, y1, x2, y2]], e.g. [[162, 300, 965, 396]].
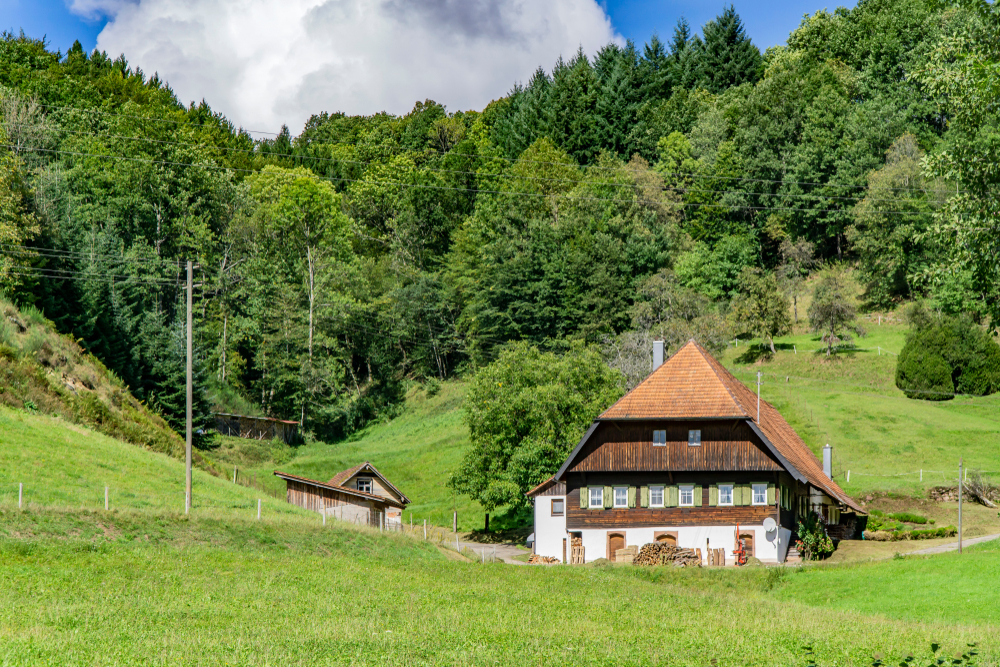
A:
[[693, 6, 763, 92]]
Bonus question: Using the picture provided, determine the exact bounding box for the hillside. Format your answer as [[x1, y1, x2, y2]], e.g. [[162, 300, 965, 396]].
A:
[[0, 298, 183, 457], [217, 381, 488, 532]]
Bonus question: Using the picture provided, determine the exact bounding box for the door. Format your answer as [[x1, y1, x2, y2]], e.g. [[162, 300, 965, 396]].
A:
[[607, 532, 625, 559], [656, 533, 677, 546], [740, 533, 754, 558]]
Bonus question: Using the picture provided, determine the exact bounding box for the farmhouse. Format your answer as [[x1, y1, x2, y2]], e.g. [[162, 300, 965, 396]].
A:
[[274, 462, 410, 527], [528, 340, 864, 564]]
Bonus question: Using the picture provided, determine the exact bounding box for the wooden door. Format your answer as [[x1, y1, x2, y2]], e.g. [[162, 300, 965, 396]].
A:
[[740, 533, 754, 558], [656, 534, 677, 546], [607, 532, 625, 559]]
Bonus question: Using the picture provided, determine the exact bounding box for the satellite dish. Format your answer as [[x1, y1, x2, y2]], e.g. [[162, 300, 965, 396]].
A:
[[763, 517, 777, 532]]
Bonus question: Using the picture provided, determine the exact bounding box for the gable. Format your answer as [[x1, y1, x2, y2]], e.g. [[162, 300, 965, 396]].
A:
[[568, 420, 783, 473]]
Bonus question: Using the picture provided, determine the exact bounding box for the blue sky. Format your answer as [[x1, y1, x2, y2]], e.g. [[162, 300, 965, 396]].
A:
[[6, 0, 855, 57]]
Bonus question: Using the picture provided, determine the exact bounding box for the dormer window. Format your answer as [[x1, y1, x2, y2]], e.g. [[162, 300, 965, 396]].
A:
[[356, 478, 373, 494], [688, 430, 701, 447], [652, 430, 666, 446]]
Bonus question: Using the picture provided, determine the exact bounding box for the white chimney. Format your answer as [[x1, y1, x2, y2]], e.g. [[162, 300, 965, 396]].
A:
[[653, 340, 664, 371], [823, 444, 832, 479]]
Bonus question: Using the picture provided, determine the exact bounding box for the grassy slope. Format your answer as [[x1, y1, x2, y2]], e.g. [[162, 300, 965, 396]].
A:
[[0, 509, 996, 666], [0, 405, 302, 516], [249, 382, 487, 531], [722, 315, 1000, 498]]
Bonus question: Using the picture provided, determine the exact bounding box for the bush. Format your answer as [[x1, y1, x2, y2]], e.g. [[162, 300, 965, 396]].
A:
[[895, 306, 1000, 400], [863, 526, 956, 541], [888, 512, 927, 524], [796, 513, 834, 560]]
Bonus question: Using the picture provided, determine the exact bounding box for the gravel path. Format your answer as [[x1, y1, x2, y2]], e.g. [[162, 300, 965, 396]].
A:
[[454, 540, 529, 565], [908, 533, 1000, 555]]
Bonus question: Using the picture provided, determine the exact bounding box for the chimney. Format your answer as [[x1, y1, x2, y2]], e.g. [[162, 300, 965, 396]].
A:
[[653, 340, 664, 371], [823, 444, 832, 479]]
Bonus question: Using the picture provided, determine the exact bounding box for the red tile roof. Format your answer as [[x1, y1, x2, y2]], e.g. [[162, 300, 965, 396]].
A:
[[581, 340, 861, 513]]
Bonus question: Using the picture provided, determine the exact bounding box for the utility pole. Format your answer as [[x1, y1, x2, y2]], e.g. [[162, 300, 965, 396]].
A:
[[756, 371, 762, 422], [185, 260, 193, 515], [958, 458, 963, 554]]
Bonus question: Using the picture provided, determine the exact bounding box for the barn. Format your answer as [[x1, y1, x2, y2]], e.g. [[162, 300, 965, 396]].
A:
[[274, 462, 410, 528]]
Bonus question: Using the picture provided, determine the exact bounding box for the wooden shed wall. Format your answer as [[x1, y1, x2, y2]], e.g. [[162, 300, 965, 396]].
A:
[[569, 421, 782, 473]]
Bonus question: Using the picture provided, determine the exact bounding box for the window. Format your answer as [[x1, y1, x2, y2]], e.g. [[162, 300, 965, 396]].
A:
[[589, 487, 604, 508], [718, 484, 734, 506], [688, 430, 701, 446], [356, 478, 373, 494], [652, 429, 666, 446], [752, 483, 768, 505], [679, 485, 694, 507], [649, 485, 664, 507], [551, 499, 564, 516], [613, 486, 628, 508]]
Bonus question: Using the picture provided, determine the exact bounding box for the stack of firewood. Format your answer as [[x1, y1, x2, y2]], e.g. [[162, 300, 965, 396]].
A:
[[633, 542, 702, 567], [528, 555, 560, 564]]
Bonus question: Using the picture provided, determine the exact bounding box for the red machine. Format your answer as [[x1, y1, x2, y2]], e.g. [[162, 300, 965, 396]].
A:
[[733, 522, 748, 566]]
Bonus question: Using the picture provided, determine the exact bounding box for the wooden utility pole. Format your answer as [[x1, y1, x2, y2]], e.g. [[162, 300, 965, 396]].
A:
[[185, 260, 193, 515], [958, 458, 963, 554]]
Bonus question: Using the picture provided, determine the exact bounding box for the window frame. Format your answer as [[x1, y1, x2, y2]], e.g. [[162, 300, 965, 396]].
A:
[[589, 487, 604, 509], [678, 484, 695, 507], [356, 478, 373, 494], [652, 429, 667, 446], [649, 485, 665, 508], [718, 483, 734, 506], [613, 486, 629, 509], [551, 498, 564, 516], [688, 429, 701, 447], [752, 483, 768, 506]]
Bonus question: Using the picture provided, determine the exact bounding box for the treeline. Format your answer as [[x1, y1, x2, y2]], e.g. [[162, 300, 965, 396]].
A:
[[0, 0, 997, 442]]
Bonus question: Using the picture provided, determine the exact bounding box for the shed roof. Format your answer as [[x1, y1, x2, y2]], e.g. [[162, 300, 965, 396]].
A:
[[327, 461, 410, 505], [559, 340, 863, 513], [273, 471, 408, 509]]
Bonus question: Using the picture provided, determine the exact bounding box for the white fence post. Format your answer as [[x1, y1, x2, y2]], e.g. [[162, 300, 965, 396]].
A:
[[257, 499, 261, 520], [846, 470, 850, 483], [18, 483, 23, 509], [424, 519, 427, 540]]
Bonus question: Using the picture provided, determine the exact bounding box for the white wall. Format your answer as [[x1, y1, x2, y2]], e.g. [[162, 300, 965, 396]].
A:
[[577, 524, 784, 564], [533, 496, 567, 561]]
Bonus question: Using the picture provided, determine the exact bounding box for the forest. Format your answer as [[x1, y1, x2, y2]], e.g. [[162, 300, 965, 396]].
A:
[[1, 0, 998, 446]]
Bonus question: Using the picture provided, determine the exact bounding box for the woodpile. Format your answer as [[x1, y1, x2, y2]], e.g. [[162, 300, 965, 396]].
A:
[[633, 542, 702, 567], [528, 555, 560, 565]]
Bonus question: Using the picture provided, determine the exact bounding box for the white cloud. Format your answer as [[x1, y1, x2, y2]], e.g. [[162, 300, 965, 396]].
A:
[[75, 0, 619, 133]]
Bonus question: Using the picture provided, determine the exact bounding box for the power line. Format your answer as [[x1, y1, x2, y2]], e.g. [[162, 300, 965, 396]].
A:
[[24, 101, 970, 195], [4, 143, 934, 217], [3, 120, 954, 206]]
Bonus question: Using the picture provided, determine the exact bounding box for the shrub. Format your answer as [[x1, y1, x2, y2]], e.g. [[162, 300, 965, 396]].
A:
[[888, 512, 927, 524], [796, 513, 834, 560], [896, 305, 1000, 400]]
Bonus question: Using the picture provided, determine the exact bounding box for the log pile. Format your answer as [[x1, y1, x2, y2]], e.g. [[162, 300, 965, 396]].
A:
[[633, 542, 702, 567], [528, 555, 560, 564]]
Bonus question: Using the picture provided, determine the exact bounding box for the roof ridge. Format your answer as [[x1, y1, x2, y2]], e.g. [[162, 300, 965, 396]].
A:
[[690, 340, 753, 419]]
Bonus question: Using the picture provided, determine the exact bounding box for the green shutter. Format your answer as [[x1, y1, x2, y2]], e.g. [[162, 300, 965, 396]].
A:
[[628, 486, 636, 508], [709, 484, 718, 507], [767, 483, 776, 505], [640, 486, 649, 508], [667, 485, 679, 507], [693, 485, 703, 507], [737, 484, 749, 506], [603, 486, 612, 509], [580, 487, 589, 509]]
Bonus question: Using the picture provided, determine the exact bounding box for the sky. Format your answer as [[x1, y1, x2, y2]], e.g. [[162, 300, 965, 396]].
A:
[[2, 0, 855, 132]]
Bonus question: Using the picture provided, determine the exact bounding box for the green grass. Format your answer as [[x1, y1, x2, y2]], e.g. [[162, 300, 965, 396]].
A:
[[0, 406, 301, 516], [0, 508, 996, 666], [723, 314, 1000, 498], [775, 538, 1000, 627], [232, 382, 488, 531]]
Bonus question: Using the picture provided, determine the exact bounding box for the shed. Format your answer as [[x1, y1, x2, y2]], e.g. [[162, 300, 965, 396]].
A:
[[215, 412, 300, 444]]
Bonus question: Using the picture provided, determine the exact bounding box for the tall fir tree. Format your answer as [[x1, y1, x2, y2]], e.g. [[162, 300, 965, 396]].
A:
[[694, 6, 763, 92]]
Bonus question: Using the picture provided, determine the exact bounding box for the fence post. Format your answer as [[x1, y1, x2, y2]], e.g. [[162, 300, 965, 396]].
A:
[[424, 519, 427, 540], [846, 470, 850, 483], [793, 345, 796, 355], [920, 469, 923, 482], [105, 486, 109, 511], [257, 499, 261, 520], [233, 466, 237, 484], [18, 483, 23, 509]]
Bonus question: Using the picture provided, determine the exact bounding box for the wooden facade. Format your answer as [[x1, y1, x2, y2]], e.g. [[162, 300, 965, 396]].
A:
[[275, 469, 408, 527], [215, 412, 299, 444], [569, 421, 783, 473]]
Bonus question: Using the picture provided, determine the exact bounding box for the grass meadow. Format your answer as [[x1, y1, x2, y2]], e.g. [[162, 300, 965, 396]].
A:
[[1, 506, 998, 667]]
